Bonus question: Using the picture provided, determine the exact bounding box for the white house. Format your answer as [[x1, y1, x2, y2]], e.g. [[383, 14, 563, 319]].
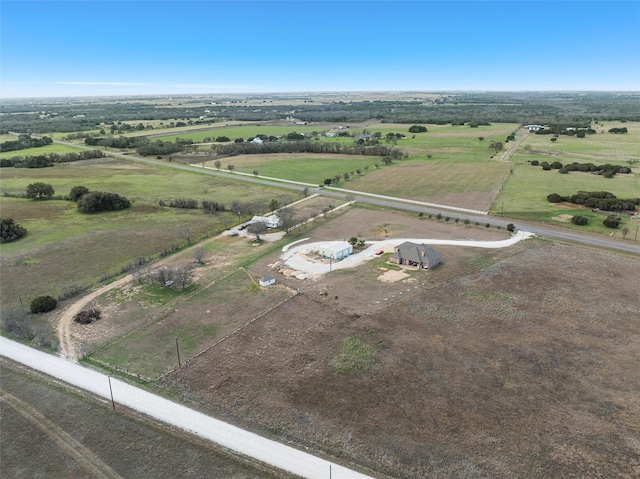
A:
[[524, 124, 545, 131], [318, 241, 353, 260], [259, 275, 276, 287], [251, 137, 264, 144], [250, 214, 282, 229]]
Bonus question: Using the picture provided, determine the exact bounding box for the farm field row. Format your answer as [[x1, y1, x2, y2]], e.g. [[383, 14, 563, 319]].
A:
[[0, 142, 89, 159]]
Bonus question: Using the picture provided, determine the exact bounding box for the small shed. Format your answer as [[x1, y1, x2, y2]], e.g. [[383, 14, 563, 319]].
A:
[[259, 275, 276, 287], [318, 241, 353, 260]]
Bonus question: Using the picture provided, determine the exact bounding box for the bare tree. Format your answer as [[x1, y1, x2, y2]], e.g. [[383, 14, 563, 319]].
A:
[[279, 207, 297, 233], [175, 265, 194, 290], [179, 227, 192, 245], [621, 226, 630, 239], [154, 267, 172, 286], [193, 246, 205, 264]]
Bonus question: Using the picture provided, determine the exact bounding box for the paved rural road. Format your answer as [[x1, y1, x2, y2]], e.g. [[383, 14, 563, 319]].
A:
[[0, 337, 376, 479], [55, 140, 640, 255]]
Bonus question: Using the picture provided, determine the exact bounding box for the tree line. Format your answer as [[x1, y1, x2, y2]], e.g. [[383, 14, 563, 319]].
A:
[[0, 134, 52, 152], [212, 139, 406, 160], [530, 160, 633, 177], [0, 149, 104, 168], [547, 190, 639, 212]]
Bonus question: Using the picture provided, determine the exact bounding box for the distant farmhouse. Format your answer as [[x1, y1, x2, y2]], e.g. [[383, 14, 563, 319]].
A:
[[390, 242, 443, 269], [524, 124, 546, 132], [318, 241, 353, 260], [250, 214, 282, 229]]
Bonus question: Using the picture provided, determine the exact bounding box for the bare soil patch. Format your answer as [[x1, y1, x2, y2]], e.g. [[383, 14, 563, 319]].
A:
[[164, 237, 640, 478]]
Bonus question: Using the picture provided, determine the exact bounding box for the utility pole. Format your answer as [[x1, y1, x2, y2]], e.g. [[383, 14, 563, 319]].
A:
[[108, 377, 115, 411], [175, 337, 181, 368]]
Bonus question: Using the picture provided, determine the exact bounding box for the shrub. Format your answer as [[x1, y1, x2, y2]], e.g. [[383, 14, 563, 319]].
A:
[[30, 295, 57, 314], [603, 215, 621, 228], [0, 217, 27, 243], [547, 193, 564, 203], [26, 182, 55, 199], [69, 185, 89, 201], [507, 223, 515, 232], [408, 125, 428, 133], [530, 160, 539, 166], [77, 191, 131, 213], [571, 215, 588, 225], [73, 309, 102, 324]]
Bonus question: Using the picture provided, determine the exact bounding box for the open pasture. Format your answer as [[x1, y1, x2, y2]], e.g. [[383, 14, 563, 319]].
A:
[[0, 142, 89, 159], [348, 157, 510, 211], [0, 158, 297, 308], [202, 153, 379, 184], [512, 122, 640, 165]]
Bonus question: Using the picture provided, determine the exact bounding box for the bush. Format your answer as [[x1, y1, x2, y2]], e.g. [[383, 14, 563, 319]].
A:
[[73, 309, 102, 324], [547, 193, 564, 203], [603, 215, 621, 228], [408, 125, 428, 133], [0, 217, 27, 243], [30, 295, 58, 314], [530, 160, 539, 166], [69, 185, 89, 201], [571, 215, 589, 225], [26, 182, 55, 199], [77, 191, 131, 213], [507, 223, 515, 232]]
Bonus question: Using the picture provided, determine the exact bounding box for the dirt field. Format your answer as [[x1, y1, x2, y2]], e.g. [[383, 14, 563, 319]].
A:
[[160, 208, 640, 478], [0, 360, 292, 479]]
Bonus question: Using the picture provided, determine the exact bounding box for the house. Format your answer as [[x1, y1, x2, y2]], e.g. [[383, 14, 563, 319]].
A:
[[318, 241, 353, 260], [250, 214, 282, 229], [389, 242, 443, 269], [259, 275, 276, 287], [251, 137, 264, 144], [524, 124, 545, 131]]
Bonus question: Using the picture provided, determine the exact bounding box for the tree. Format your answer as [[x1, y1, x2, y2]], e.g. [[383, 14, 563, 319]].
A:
[[247, 221, 267, 241], [269, 199, 280, 212], [323, 178, 332, 186], [214, 160, 222, 169], [227, 164, 235, 172], [30, 295, 57, 314], [571, 215, 588, 226], [408, 125, 428, 133], [603, 215, 621, 228], [193, 246, 205, 264], [77, 191, 130, 213], [174, 265, 194, 290], [348, 236, 358, 247], [0, 218, 27, 243], [279, 207, 297, 233], [621, 226, 630, 238], [253, 170, 259, 176], [489, 140, 503, 153], [69, 185, 89, 201], [26, 182, 54, 199], [506, 223, 515, 233]]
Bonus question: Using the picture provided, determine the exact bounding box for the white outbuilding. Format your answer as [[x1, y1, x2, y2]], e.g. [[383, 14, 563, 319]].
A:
[[317, 241, 353, 260], [259, 275, 276, 287]]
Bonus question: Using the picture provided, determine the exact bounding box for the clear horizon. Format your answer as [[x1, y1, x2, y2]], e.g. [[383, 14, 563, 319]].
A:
[[2, 1, 639, 99]]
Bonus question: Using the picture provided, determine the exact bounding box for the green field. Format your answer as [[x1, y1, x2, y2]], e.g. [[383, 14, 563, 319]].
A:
[[0, 142, 89, 159], [497, 121, 640, 230], [0, 158, 297, 308], [153, 124, 328, 143]]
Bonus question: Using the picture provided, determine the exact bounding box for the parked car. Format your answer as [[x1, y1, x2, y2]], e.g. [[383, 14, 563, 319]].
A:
[[375, 250, 384, 256]]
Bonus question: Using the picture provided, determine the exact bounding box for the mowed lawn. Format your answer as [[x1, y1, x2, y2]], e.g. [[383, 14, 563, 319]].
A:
[[0, 158, 296, 309]]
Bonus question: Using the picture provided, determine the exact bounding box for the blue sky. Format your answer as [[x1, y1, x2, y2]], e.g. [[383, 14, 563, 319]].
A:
[[1, 1, 639, 98]]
